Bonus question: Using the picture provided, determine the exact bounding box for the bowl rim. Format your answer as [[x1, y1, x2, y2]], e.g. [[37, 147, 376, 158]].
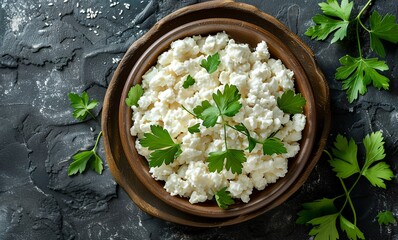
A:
[[118, 17, 317, 218]]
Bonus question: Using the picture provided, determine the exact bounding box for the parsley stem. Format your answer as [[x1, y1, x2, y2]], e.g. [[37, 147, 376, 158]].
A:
[[221, 116, 228, 149], [356, 0, 373, 25], [356, 20, 363, 58], [324, 150, 360, 224], [181, 105, 197, 118], [225, 124, 262, 144], [339, 177, 358, 225], [354, 0, 373, 58], [93, 131, 103, 152], [87, 109, 97, 120]]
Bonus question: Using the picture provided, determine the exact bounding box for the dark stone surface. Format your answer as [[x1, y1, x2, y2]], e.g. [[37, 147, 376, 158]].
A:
[[0, 0, 397, 239]]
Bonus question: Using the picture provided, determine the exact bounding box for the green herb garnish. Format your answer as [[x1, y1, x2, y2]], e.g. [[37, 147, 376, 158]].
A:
[[305, 0, 353, 43], [297, 131, 394, 240], [183, 75, 195, 89], [68, 91, 98, 120], [277, 89, 306, 114], [377, 210, 396, 226], [207, 149, 246, 174], [125, 84, 144, 107], [306, 0, 398, 102], [188, 123, 200, 134], [215, 187, 235, 209], [200, 53, 220, 74], [139, 125, 182, 167], [68, 132, 103, 176]]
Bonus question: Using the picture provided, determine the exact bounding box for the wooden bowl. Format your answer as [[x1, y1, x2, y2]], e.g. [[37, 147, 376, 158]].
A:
[[103, 0, 330, 226]]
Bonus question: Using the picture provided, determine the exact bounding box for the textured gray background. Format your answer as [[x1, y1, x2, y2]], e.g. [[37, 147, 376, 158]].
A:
[[0, 0, 397, 239]]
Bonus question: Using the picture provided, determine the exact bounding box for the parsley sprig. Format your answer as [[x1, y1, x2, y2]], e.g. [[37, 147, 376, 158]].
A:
[[68, 91, 98, 120], [184, 84, 303, 174], [67, 91, 104, 176], [306, 0, 398, 103], [68, 132, 104, 176], [297, 131, 394, 240], [191, 84, 246, 174]]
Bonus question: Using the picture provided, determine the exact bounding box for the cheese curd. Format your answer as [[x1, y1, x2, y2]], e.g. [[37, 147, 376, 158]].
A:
[[130, 32, 306, 204]]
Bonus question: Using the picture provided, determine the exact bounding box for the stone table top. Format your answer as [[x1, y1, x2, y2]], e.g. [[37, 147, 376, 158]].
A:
[[0, 0, 397, 239]]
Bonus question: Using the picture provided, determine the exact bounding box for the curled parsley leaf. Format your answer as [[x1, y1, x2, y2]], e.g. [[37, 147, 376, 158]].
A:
[[139, 125, 182, 167]]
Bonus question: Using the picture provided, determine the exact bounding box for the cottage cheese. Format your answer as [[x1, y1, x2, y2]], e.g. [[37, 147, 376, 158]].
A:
[[130, 32, 306, 204]]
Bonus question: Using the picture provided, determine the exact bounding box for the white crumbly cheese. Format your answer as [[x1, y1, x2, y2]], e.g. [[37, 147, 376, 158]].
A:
[[130, 32, 306, 204]]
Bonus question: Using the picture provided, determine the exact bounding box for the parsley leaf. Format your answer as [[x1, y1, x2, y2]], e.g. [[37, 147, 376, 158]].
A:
[[207, 149, 246, 174], [68, 91, 98, 120], [339, 215, 365, 240], [308, 213, 340, 240], [361, 131, 393, 188], [139, 125, 182, 167], [68, 132, 104, 176], [213, 84, 242, 117], [193, 84, 242, 127], [125, 84, 144, 107], [188, 123, 200, 134], [335, 55, 390, 103], [262, 137, 287, 155], [369, 11, 398, 57], [296, 198, 337, 224], [234, 123, 257, 152], [215, 187, 235, 209], [277, 90, 306, 114], [377, 210, 397, 225], [201, 53, 220, 73], [305, 0, 353, 43], [68, 151, 93, 175], [329, 134, 360, 178], [193, 100, 219, 127], [183, 75, 195, 89], [89, 154, 104, 174], [362, 162, 393, 189], [363, 131, 386, 166]]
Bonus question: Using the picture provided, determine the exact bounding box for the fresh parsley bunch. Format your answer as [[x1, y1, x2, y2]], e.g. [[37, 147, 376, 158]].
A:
[[297, 131, 394, 240], [306, 0, 398, 103]]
